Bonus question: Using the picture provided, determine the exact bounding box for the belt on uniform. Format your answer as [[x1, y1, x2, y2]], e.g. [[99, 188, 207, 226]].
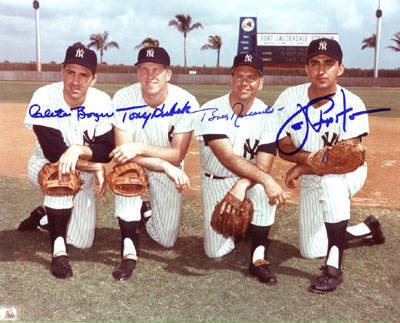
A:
[[204, 173, 227, 180]]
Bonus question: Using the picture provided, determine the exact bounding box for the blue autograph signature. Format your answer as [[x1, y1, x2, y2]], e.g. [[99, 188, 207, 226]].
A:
[[275, 89, 391, 155], [115, 101, 192, 129], [29, 104, 72, 119], [28, 101, 276, 128], [71, 106, 114, 122], [193, 102, 276, 128], [29, 104, 114, 122]]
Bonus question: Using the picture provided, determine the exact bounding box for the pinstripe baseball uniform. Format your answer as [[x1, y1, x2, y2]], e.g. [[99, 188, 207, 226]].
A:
[[274, 83, 369, 258], [24, 81, 113, 249], [112, 82, 199, 247], [195, 94, 278, 258]]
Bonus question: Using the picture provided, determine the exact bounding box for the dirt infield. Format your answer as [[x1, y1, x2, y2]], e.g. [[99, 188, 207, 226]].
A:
[[1, 102, 399, 208]]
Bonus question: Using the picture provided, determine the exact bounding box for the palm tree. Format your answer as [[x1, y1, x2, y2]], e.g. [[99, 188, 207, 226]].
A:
[[387, 32, 400, 52], [361, 34, 376, 50], [168, 14, 203, 66], [87, 31, 119, 64], [135, 37, 160, 49], [201, 35, 222, 67]]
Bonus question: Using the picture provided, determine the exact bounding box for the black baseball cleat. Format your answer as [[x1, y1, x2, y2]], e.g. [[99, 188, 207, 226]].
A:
[[309, 265, 343, 294], [363, 215, 385, 245], [112, 258, 137, 280], [17, 206, 46, 231], [249, 259, 278, 285], [51, 255, 73, 279], [140, 200, 152, 223]]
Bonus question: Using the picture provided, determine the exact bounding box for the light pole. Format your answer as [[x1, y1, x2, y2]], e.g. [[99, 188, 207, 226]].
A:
[[33, 0, 41, 72], [374, 0, 382, 78]]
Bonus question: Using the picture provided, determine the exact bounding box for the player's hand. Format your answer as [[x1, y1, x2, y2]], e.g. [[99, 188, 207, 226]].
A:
[[93, 165, 107, 199], [285, 164, 314, 187], [161, 162, 190, 190], [110, 143, 144, 164], [285, 165, 302, 189], [58, 145, 81, 176], [262, 176, 286, 206], [220, 179, 250, 214]]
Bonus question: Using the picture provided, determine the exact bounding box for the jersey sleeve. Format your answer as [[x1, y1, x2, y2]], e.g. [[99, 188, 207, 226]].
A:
[[194, 96, 230, 140], [91, 91, 113, 137], [24, 85, 61, 130], [339, 90, 369, 140], [112, 87, 135, 134], [203, 134, 229, 145], [89, 129, 115, 163], [273, 88, 294, 140], [33, 125, 68, 162], [257, 142, 277, 155], [260, 114, 280, 145], [172, 93, 199, 134]]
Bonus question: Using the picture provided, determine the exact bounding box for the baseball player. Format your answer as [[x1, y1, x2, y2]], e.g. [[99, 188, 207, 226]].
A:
[[21, 45, 114, 279], [109, 46, 199, 280], [195, 53, 286, 284], [275, 38, 384, 293]]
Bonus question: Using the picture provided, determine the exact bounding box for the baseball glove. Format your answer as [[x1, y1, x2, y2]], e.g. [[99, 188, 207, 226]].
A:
[[107, 161, 147, 197], [38, 163, 82, 196], [307, 142, 366, 175], [211, 193, 254, 238]]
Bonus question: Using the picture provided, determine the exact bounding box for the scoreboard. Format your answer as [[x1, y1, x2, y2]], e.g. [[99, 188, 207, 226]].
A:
[[257, 33, 339, 66]]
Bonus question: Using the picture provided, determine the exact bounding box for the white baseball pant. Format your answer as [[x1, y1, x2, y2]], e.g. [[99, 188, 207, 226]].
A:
[[27, 156, 96, 249], [299, 164, 367, 258], [201, 175, 276, 258]]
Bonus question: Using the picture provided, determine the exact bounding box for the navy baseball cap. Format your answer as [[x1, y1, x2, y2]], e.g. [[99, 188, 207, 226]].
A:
[[135, 46, 170, 67], [232, 52, 263, 76], [63, 45, 97, 75], [307, 38, 343, 64]]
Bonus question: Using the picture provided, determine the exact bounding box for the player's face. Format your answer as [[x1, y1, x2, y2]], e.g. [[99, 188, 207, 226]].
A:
[[230, 65, 263, 104], [305, 54, 344, 94], [137, 62, 172, 97], [61, 64, 96, 107]]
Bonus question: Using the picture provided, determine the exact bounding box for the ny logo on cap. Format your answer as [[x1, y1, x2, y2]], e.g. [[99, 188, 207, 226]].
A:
[[318, 41, 327, 51], [244, 54, 253, 63], [75, 48, 85, 58], [146, 49, 155, 58]]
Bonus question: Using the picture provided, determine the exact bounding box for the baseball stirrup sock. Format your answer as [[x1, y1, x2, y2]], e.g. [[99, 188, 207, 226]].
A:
[[325, 220, 348, 270], [345, 222, 371, 241], [45, 207, 72, 255], [53, 237, 66, 256], [249, 225, 271, 262], [123, 238, 137, 260], [117, 218, 140, 257], [40, 216, 48, 226]]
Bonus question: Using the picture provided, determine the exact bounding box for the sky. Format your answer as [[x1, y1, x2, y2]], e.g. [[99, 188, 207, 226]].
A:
[[0, 0, 399, 69]]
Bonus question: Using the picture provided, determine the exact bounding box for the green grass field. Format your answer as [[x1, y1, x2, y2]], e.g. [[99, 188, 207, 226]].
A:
[[1, 81, 399, 322], [1, 177, 399, 322]]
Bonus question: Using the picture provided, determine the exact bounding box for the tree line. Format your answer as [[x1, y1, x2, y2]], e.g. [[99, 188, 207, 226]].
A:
[[77, 14, 221, 67], [73, 14, 222, 67]]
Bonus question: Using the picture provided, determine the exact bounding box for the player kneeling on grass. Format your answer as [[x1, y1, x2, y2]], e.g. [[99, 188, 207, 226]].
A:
[[109, 47, 199, 280], [195, 53, 286, 285], [20, 45, 114, 279], [275, 38, 385, 294]]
